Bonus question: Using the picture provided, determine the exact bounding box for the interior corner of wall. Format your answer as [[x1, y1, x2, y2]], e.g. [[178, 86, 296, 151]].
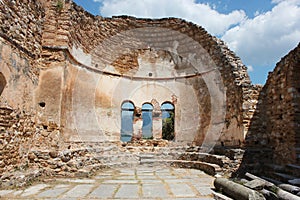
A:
[[71, 45, 92, 66]]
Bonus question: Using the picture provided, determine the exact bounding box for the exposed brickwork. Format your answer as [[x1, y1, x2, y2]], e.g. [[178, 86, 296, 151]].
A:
[[41, 0, 71, 48], [250, 43, 300, 164], [236, 43, 300, 179], [242, 85, 263, 138], [62, 2, 251, 146], [0, 0, 45, 58]]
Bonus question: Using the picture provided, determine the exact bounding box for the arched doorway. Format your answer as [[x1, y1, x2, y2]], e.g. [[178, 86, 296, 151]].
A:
[[142, 103, 153, 139], [161, 102, 175, 140], [121, 101, 135, 142]]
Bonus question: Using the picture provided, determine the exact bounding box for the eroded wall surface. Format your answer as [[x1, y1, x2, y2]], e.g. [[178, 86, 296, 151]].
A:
[[37, 0, 252, 146], [0, 0, 254, 148], [0, 0, 263, 183], [236, 43, 300, 177]]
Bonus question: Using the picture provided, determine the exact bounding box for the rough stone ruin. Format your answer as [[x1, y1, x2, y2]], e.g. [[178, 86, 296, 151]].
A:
[[0, 0, 299, 198]]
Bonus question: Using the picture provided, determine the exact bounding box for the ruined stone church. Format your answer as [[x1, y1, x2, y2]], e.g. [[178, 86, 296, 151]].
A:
[[0, 0, 299, 187]]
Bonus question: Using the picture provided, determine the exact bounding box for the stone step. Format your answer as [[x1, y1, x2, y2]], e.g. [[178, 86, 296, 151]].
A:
[[171, 160, 222, 175], [212, 147, 245, 160], [138, 154, 155, 159], [123, 146, 188, 153], [178, 152, 228, 167], [297, 154, 300, 164], [286, 164, 300, 177], [265, 163, 286, 173], [288, 179, 300, 186], [104, 161, 140, 168], [98, 151, 225, 163], [95, 154, 139, 161], [273, 172, 299, 183], [139, 159, 221, 176]]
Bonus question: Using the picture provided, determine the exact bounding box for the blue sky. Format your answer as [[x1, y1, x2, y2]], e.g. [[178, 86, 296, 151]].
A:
[[73, 0, 300, 84]]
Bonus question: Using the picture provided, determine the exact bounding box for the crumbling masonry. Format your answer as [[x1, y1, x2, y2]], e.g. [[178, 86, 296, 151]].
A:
[[0, 0, 299, 187]]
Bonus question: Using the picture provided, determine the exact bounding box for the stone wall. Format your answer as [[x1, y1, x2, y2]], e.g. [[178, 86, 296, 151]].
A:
[[41, 0, 71, 48], [242, 85, 263, 139], [0, 0, 254, 153], [0, 0, 270, 186], [0, 0, 45, 58], [36, 0, 252, 146], [236, 43, 300, 177]]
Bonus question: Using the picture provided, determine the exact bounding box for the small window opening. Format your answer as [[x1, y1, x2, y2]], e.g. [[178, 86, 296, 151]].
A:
[[279, 94, 283, 101], [39, 102, 46, 108]]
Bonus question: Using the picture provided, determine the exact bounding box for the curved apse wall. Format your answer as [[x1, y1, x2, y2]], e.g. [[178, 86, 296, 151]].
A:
[[65, 25, 226, 151], [40, 2, 251, 148]]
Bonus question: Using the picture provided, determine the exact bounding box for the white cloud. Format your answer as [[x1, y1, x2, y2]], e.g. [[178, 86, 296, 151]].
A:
[[95, 0, 246, 36], [222, 0, 300, 67], [247, 65, 254, 72], [271, 0, 299, 3], [92, 0, 300, 84], [254, 11, 260, 17]]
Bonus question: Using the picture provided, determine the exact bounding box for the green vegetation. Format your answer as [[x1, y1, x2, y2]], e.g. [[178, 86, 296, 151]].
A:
[[162, 112, 175, 140], [56, 0, 64, 12], [143, 136, 154, 140]]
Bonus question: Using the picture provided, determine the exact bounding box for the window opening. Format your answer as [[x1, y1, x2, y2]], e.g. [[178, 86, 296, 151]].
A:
[[121, 101, 135, 142], [142, 103, 153, 139], [161, 102, 175, 140]]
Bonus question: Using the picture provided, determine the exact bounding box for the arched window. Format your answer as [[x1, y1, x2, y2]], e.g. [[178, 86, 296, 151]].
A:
[[142, 103, 153, 139], [121, 101, 135, 142], [0, 72, 6, 96], [161, 102, 175, 140]]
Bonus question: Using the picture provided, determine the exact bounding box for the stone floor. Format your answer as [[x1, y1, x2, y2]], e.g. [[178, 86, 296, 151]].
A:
[[0, 166, 216, 199]]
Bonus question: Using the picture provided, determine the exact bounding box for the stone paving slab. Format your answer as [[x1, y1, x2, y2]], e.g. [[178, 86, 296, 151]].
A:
[[114, 184, 140, 198], [1, 167, 215, 199], [169, 183, 198, 197], [38, 185, 70, 198], [20, 183, 49, 197], [89, 184, 119, 198], [142, 183, 169, 198], [61, 184, 94, 198], [197, 187, 215, 196], [140, 179, 162, 183]]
